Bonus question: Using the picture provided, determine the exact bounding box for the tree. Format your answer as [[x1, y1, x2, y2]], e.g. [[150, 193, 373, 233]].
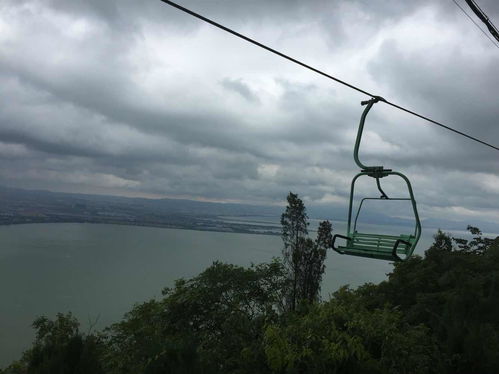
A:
[[105, 260, 288, 374], [263, 286, 440, 374], [429, 229, 453, 252], [281, 192, 309, 311], [280, 192, 332, 309], [6, 313, 104, 374], [452, 225, 494, 254], [378, 227, 499, 374], [297, 221, 332, 304]]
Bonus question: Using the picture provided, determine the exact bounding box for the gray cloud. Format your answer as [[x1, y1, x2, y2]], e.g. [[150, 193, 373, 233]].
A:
[[221, 78, 259, 103], [0, 0, 498, 228]]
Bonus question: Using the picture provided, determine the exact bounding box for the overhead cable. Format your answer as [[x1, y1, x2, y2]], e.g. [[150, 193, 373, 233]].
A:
[[159, 0, 499, 152], [452, 0, 499, 48], [465, 0, 499, 43]]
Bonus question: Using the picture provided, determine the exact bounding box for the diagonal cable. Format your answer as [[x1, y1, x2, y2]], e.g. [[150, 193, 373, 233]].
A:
[[465, 0, 499, 43], [159, 0, 499, 152], [452, 0, 499, 48]]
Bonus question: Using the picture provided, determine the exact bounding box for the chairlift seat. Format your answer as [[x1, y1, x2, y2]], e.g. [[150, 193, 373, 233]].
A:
[[333, 232, 416, 261]]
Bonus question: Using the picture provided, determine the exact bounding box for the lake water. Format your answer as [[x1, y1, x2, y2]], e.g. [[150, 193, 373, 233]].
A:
[[0, 222, 450, 366]]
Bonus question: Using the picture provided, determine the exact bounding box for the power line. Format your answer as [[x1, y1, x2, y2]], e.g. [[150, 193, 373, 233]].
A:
[[159, 0, 499, 152], [452, 0, 499, 48], [465, 0, 499, 43]]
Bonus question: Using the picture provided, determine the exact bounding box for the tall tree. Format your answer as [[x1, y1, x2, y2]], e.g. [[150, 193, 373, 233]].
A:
[[280, 192, 332, 309], [281, 192, 309, 311], [298, 220, 333, 303]]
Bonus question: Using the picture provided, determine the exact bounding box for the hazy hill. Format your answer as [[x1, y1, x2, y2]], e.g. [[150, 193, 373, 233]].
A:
[[1, 186, 495, 234]]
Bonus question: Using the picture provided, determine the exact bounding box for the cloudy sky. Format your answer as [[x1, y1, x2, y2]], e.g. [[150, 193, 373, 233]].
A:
[[0, 0, 498, 226]]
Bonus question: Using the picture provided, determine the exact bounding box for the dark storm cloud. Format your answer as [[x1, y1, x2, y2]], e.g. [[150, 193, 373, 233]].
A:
[[0, 0, 498, 225]]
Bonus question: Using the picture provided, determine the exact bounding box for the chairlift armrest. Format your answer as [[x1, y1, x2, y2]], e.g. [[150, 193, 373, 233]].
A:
[[331, 234, 349, 255], [392, 239, 411, 262]]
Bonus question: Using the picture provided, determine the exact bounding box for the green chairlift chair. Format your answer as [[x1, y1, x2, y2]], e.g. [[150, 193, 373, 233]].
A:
[[331, 97, 421, 261]]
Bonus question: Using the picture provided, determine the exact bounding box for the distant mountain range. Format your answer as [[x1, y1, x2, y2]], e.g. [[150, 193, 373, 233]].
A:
[[0, 186, 495, 235], [0, 185, 283, 234]]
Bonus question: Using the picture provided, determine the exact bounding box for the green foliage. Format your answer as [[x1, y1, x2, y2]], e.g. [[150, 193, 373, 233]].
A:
[[281, 192, 309, 311], [431, 229, 453, 252], [280, 193, 309, 251], [104, 260, 288, 374], [452, 225, 494, 254], [0, 361, 27, 374], [297, 221, 332, 304], [378, 229, 499, 374], [1, 313, 104, 374], [264, 287, 439, 374], [281, 192, 333, 310]]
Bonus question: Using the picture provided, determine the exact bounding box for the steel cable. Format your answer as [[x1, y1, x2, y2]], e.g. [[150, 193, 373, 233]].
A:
[[160, 0, 499, 152]]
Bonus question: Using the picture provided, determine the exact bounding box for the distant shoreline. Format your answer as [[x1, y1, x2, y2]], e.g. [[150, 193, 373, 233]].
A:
[[0, 219, 281, 236]]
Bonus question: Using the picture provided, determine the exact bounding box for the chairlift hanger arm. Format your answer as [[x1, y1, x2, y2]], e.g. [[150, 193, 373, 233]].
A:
[[354, 97, 391, 174]]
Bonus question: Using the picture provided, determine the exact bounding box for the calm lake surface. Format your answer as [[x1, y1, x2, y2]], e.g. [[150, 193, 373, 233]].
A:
[[0, 222, 440, 366]]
